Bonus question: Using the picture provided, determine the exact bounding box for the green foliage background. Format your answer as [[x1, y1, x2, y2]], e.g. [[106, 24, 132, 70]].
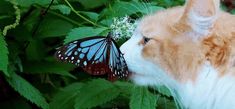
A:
[[0, 0, 233, 109]]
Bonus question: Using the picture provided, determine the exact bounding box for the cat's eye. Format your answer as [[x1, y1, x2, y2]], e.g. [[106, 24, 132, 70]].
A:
[[143, 37, 151, 44]]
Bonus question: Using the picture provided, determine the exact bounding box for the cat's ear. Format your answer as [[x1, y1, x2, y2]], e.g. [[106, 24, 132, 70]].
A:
[[176, 0, 220, 39]]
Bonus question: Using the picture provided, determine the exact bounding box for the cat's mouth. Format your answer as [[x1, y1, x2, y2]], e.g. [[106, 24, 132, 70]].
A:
[[128, 71, 149, 78], [128, 71, 159, 86]]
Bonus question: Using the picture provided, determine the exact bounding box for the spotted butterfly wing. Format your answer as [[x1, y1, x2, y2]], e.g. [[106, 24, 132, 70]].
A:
[[55, 33, 129, 81]]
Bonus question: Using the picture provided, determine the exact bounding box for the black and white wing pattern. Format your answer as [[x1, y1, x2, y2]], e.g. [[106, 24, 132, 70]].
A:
[[108, 39, 129, 80], [55, 35, 129, 81]]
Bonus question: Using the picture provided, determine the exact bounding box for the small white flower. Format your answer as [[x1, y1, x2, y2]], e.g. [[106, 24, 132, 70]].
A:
[[110, 16, 138, 41]]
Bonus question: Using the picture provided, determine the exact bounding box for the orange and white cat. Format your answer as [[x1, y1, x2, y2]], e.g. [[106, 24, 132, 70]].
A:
[[120, 0, 235, 108]]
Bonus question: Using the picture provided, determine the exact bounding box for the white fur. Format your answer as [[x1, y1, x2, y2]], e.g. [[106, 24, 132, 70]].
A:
[[121, 30, 235, 109], [120, 29, 178, 87], [178, 62, 235, 109]]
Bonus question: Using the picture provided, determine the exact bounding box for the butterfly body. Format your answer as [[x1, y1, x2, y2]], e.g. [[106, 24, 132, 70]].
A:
[[55, 33, 129, 81]]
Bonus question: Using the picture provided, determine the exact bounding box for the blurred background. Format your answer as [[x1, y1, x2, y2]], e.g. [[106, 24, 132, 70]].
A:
[[0, 0, 234, 109]]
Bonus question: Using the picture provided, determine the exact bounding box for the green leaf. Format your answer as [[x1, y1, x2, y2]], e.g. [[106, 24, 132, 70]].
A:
[[100, 1, 164, 18], [81, 11, 99, 21], [155, 86, 172, 97], [157, 96, 177, 109], [16, 0, 51, 7], [154, 0, 185, 7], [0, 0, 14, 14], [8, 25, 32, 42], [74, 79, 120, 109], [26, 39, 46, 61], [23, 9, 41, 31], [99, 18, 113, 26], [231, 9, 235, 15], [76, 0, 108, 9], [51, 4, 71, 15], [64, 27, 108, 43], [0, 33, 9, 76], [6, 73, 49, 109], [38, 19, 74, 38], [50, 83, 84, 109], [114, 81, 134, 97], [141, 5, 165, 14], [23, 61, 76, 79], [130, 87, 157, 109]]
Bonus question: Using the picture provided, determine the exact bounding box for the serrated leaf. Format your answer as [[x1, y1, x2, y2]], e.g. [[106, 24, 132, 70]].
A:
[[130, 87, 157, 109], [74, 79, 120, 109], [0, 33, 9, 76], [6, 73, 49, 109], [51, 4, 71, 15], [23, 61, 76, 79], [50, 83, 84, 109], [64, 27, 108, 43]]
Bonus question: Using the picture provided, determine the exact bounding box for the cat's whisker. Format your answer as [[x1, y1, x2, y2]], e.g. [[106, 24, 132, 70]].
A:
[[128, 3, 143, 18], [141, 0, 151, 14], [117, 5, 141, 18]]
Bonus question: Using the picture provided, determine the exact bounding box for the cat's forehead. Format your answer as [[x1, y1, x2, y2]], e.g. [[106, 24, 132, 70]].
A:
[[138, 7, 183, 38]]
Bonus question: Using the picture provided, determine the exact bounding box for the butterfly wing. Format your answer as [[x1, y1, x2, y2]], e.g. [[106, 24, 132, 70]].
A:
[[55, 36, 130, 80], [55, 36, 109, 75], [107, 39, 129, 80]]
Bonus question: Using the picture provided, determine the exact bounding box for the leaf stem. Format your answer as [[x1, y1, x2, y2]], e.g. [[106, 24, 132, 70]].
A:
[[48, 10, 82, 26], [33, 5, 81, 26], [64, 0, 101, 27]]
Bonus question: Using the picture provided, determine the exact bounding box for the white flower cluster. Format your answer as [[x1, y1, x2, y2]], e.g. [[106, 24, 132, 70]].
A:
[[110, 16, 138, 41]]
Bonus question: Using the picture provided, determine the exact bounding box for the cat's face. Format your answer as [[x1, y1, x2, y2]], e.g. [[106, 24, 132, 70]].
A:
[[120, 0, 226, 86], [120, 8, 198, 86]]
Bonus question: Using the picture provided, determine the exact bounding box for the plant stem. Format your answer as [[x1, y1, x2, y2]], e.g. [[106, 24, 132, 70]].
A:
[[33, 5, 81, 26], [64, 0, 101, 27], [49, 10, 81, 26]]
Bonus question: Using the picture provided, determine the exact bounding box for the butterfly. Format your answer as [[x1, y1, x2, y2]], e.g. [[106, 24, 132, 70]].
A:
[[55, 32, 130, 81]]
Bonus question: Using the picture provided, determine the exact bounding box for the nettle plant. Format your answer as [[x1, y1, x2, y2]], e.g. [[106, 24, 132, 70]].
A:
[[0, 0, 233, 109]]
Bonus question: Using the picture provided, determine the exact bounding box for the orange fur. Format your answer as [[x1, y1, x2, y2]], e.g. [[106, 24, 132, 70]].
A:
[[139, 1, 235, 82], [120, 0, 235, 108]]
